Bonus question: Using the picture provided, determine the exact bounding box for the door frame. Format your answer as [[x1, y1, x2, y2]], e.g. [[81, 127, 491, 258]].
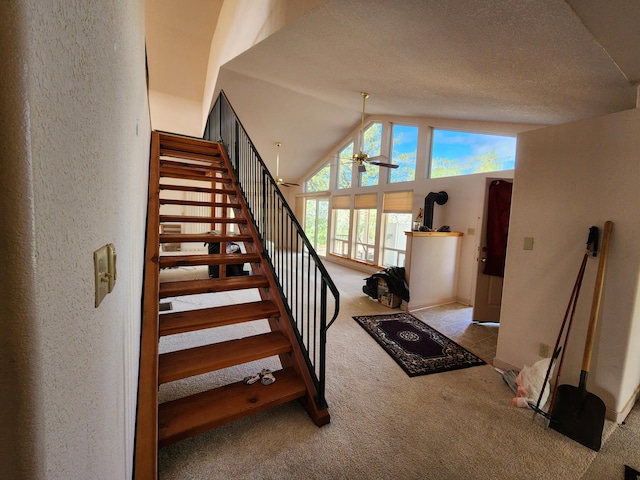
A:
[[470, 176, 513, 320]]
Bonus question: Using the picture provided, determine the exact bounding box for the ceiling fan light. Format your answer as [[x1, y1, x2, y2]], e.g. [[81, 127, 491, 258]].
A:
[[358, 164, 366, 173]]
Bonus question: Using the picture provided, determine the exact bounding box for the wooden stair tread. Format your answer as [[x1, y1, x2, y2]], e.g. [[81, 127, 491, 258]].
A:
[[158, 134, 222, 162], [159, 275, 269, 298], [159, 199, 240, 208], [159, 184, 235, 195], [159, 300, 281, 336], [159, 233, 252, 244], [158, 367, 305, 447], [160, 215, 247, 224], [160, 171, 229, 183], [159, 253, 260, 268], [159, 165, 226, 175], [158, 132, 221, 151], [159, 331, 291, 384], [158, 141, 222, 161], [159, 159, 226, 172]]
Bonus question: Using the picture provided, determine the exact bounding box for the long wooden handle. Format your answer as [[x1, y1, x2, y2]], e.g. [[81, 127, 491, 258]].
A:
[[582, 220, 613, 372]]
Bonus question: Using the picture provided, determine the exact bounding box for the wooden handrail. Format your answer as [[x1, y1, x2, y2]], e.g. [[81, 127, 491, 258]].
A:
[[133, 131, 161, 479]]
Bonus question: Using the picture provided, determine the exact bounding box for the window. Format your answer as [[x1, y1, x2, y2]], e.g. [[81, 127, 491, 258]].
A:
[[360, 122, 382, 187], [389, 124, 418, 183], [305, 162, 331, 192], [304, 198, 329, 256], [331, 195, 350, 257], [430, 129, 517, 178], [353, 193, 377, 263], [337, 142, 353, 189], [381, 191, 413, 267]]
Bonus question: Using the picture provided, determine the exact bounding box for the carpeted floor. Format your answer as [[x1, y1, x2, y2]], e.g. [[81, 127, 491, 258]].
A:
[[157, 261, 639, 480]]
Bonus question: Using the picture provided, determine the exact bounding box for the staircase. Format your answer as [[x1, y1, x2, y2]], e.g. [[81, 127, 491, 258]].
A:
[[134, 130, 337, 479]]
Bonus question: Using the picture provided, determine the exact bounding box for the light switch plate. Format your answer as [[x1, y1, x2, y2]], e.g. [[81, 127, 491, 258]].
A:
[[107, 243, 116, 292], [94, 245, 109, 307], [524, 237, 534, 250]]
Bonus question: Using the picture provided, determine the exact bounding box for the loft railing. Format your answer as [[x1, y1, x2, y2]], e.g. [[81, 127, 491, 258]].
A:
[[204, 90, 340, 409]]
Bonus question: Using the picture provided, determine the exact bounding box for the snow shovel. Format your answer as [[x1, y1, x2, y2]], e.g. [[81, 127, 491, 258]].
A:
[[549, 220, 613, 451], [530, 226, 598, 421]]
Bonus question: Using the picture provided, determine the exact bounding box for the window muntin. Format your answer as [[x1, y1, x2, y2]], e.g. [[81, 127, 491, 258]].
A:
[[337, 143, 354, 189], [389, 124, 418, 183], [305, 162, 331, 192], [360, 122, 382, 187], [430, 129, 517, 178]]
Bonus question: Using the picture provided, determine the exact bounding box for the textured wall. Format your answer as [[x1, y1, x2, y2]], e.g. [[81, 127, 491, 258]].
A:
[[0, 2, 44, 479], [1, 1, 150, 478], [497, 107, 640, 421]]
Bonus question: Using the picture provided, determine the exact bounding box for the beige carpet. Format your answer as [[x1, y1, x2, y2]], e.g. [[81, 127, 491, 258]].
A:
[[158, 262, 639, 480]]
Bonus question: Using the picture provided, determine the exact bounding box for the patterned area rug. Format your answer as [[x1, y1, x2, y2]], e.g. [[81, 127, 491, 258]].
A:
[[353, 312, 485, 377]]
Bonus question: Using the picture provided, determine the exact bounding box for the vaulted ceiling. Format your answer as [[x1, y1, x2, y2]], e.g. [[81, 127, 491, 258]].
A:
[[146, 0, 640, 182]]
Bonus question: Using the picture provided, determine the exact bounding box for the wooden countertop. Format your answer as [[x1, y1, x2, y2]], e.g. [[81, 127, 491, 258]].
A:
[[405, 231, 463, 237]]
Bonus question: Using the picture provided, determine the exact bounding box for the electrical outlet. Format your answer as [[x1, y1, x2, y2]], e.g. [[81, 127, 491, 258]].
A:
[[538, 343, 551, 358]]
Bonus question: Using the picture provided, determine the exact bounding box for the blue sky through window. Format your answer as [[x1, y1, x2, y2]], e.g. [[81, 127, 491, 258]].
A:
[[390, 124, 418, 183], [431, 129, 517, 178]]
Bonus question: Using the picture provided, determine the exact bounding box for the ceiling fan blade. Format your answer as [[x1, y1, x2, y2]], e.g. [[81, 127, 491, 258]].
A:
[[276, 177, 300, 187], [366, 154, 389, 163], [368, 161, 399, 169]]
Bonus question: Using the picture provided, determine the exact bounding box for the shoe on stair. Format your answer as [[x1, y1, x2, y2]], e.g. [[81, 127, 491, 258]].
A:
[[260, 369, 276, 385]]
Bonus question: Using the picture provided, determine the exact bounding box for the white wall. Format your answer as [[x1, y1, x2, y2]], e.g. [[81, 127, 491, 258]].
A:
[[149, 90, 203, 137], [496, 107, 640, 421], [0, 1, 150, 478]]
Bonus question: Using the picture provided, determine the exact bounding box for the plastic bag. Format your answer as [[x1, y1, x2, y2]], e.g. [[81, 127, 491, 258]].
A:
[[512, 357, 553, 408]]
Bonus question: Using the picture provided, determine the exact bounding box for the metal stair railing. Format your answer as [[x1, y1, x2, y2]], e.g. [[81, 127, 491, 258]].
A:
[[204, 90, 340, 409]]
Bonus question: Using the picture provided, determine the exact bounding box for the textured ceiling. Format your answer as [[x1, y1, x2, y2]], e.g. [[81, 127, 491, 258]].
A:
[[147, 0, 640, 182]]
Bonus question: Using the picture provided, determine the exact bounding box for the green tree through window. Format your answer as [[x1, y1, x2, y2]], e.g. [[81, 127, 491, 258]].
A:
[[360, 123, 382, 186], [338, 143, 353, 189], [305, 163, 331, 192]]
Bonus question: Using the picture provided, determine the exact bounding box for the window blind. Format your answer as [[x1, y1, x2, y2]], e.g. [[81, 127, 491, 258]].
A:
[[383, 191, 413, 213], [332, 195, 350, 209], [354, 193, 377, 209]]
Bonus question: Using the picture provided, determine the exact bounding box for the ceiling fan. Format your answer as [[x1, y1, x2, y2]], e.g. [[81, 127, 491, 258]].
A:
[[350, 92, 399, 173], [274, 142, 300, 187]]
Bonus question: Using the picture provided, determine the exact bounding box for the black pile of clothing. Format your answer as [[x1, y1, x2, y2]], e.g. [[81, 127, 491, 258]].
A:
[[362, 266, 410, 302]]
